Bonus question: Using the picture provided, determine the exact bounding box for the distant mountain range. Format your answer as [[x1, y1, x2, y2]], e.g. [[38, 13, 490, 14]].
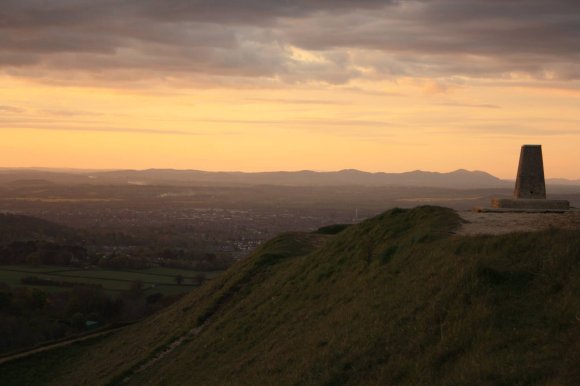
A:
[[0, 167, 578, 189], [94, 168, 511, 188]]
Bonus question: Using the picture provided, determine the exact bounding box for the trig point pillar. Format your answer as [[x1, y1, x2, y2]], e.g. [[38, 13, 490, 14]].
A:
[[488, 144, 570, 211], [514, 145, 546, 199]]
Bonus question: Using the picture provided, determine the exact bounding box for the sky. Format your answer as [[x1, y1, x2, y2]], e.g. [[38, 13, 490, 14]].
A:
[[1, 0, 580, 179]]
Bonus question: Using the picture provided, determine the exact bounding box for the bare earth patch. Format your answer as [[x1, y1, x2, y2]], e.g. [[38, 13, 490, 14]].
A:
[[458, 210, 580, 235]]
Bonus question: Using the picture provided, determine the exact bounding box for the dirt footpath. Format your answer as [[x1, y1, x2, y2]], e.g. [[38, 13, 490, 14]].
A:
[[457, 210, 580, 235]]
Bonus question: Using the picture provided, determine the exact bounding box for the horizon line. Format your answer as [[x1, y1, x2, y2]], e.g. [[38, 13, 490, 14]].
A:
[[0, 166, 578, 181]]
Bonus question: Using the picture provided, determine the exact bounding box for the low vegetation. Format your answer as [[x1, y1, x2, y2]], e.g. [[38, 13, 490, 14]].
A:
[[1, 206, 579, 385], [0, 264, 216, 354], [0, 213, 234, 355]]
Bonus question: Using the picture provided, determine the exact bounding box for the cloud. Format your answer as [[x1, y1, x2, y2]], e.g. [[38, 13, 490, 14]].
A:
[[180, 118, 398, 138], [435, 119, 580, 137], [244, 98, 350, 105], [0, 105, 25, 113], [285, 1, 580, 80], [0, 109, 224, 135], [0, 0, 579, 85], [0, 121, 221, 136], [438, 102, 501, 109], [0, 1, 394, 28]]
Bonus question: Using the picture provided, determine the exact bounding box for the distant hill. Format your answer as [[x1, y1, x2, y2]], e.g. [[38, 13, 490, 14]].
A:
[[0, 167, 516, 188], [0, 169, 92, 185], [0, 213, 77, 243], [92, 168, 509, 188], [2, 167, 578, 189], [547, 178, 580, 186], [3, 206, 578, 385], [3, 167, 580, 189]]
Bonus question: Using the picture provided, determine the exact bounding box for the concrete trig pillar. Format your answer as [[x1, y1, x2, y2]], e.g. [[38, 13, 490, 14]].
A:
[[514, 145, 546, 199], [486, 144, 570, 211]]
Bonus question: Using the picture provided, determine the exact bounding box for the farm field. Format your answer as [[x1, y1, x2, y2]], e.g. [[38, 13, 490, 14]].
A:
[[0, 265, 221, 295]]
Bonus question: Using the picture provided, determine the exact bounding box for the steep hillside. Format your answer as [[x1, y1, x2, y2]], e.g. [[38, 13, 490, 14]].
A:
[[1, 207, 578, 385]]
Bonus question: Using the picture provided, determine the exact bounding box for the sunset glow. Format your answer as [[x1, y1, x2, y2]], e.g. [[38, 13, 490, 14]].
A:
[[2, 1, 580, 178]]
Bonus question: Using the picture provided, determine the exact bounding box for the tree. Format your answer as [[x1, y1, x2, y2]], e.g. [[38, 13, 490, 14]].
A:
[[71, 312, 85, 331], [175, 275, 184, 286], [192, 273, 206, 286], [128, 280, 143, 298], [25, 251, 42, 266]]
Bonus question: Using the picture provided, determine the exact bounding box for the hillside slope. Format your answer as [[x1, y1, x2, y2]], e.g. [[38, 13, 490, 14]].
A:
[[1, 206, 578, 385]]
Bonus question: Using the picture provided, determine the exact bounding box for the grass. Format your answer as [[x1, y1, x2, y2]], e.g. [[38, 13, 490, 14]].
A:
[[1, 206, 578, 386], [0, 333, 114, 385]]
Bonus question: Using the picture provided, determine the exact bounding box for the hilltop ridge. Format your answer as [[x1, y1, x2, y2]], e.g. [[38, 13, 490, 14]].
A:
[[1, 206, 578, 385], [0, 168, 509, 188]]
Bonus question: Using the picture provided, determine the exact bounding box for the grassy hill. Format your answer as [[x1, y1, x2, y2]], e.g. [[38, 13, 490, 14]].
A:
[[1, 206, 578, 385]]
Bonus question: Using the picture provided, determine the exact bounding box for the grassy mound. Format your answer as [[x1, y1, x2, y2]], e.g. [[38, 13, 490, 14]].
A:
[[1, 206, 578, 385]]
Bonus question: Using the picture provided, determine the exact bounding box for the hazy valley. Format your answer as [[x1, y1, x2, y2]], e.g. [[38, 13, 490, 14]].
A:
[[0, 167, 579, 385]]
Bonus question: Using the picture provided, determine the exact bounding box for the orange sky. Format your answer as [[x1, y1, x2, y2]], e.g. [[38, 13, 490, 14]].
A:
[[1, 1, 580, 179]]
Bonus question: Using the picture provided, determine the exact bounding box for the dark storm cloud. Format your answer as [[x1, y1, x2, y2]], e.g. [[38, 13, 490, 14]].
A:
[[1, 0, 579, 83]]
